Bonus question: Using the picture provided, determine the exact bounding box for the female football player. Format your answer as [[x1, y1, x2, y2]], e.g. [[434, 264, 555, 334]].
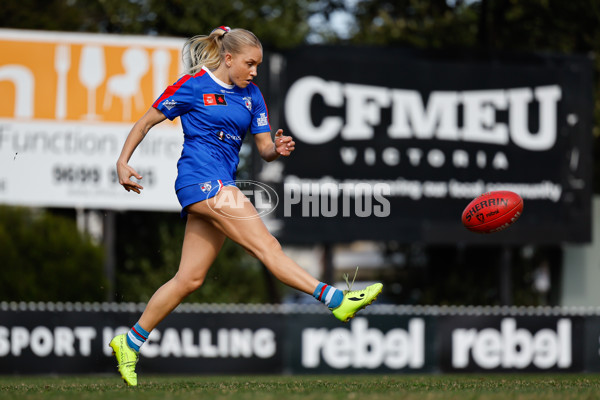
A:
[[109, 26, 382, 386]]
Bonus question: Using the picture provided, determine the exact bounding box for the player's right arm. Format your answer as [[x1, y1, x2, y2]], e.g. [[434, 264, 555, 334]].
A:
[[116, 107, 166, 194]]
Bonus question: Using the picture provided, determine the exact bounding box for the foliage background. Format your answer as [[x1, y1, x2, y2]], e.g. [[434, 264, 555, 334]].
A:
[[0, 206, 105, 301]]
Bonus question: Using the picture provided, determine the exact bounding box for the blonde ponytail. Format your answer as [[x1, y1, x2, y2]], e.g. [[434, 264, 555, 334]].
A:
[[182, 26, 262, 75]]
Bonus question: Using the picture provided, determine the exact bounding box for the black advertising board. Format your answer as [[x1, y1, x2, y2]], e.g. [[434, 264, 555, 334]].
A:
[[3, 305, 600, 374], [437, 315, 584, 373], [259, 47, 593, 244], [583, 316, 600, 372], [0, 308, 283, 374], [284, 314, 437, 374]]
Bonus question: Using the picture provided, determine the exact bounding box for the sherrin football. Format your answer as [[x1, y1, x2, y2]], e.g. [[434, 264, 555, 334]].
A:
[[462, 190, 523, 234]]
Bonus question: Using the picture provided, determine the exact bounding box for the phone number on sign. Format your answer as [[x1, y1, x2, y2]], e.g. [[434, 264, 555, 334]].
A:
[[53, 165, 155, 186]]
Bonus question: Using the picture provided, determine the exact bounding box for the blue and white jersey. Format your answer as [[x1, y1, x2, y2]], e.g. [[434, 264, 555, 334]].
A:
[[153, 66, 271, 191]]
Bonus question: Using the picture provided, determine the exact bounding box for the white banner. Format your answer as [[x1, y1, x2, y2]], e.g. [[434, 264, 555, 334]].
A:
[[0, 29, 186, 211], [0, 119, 182, 210]]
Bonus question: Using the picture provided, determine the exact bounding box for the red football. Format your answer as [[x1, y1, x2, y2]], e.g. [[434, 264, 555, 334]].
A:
[[462, 190, 524, 234]]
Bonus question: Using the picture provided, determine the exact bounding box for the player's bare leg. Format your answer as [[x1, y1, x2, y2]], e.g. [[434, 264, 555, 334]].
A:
[[110, 210, 225, 386], [187, 186, 383, 322], [186, 186, 319, 295], [137, 215, 226, 331]]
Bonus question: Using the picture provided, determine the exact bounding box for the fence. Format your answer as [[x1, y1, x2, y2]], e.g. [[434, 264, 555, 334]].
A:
[[2, 302, 600, 374]]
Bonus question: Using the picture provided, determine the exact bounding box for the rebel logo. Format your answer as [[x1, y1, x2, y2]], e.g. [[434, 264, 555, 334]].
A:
[[203, 94, 227, 106], [464, 198, 509, 222], [302, 318, 425, 369], [451, 318, 572, 370]]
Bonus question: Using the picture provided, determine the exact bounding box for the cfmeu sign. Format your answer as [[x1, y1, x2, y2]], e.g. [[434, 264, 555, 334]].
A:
[[285, 76, 561, 152], [273, 46, 592, 244], [0, 29, 184, 211]]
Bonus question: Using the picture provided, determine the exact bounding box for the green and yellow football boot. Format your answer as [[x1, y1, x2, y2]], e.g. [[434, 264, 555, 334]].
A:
[[109, 334, 139, 387], [332, 282, 383, 323]]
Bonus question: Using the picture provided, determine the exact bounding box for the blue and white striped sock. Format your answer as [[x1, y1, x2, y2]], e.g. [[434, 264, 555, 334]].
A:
[[126, 322, 149, 353], [313, 282, 344, 309]]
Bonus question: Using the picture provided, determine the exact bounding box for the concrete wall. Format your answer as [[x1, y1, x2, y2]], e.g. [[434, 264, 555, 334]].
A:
[[561, 196, 600, 306]]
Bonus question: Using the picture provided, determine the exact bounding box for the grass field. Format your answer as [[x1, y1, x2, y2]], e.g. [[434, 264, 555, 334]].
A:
[[2, 374, 600, 400]]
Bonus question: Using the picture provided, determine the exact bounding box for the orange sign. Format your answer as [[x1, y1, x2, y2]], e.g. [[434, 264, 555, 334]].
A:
[[0, 29, 186, 211], [0, 29, 184, 123]]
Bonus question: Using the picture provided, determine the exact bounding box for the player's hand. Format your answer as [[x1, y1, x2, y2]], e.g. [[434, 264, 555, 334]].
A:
[[274, 129, 295, 157], [116, 161, 144, 194]]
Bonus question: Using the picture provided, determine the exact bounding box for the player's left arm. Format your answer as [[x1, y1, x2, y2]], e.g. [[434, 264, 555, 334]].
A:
[[253, 129, 295, 162]]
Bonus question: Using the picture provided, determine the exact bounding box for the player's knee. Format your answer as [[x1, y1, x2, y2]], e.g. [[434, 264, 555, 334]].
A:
[[253, 234, 283, 262], [174, 272, 205, 295]]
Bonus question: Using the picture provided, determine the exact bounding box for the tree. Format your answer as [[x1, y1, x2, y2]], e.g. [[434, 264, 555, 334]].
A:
[[0, 0, 312, 49], [0, 206, 105, 301], [349, 0, 479, 48]]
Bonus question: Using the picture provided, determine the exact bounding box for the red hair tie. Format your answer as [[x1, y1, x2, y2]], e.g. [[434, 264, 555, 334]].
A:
[[211, 26, 231, 35]]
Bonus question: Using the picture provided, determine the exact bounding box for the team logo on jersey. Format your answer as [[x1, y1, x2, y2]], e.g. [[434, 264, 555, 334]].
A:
[[200, 182, 212, 193], [217, 131, 224, 141], [257, 112, 269, 127], [203, 93, 227, 106], [243, 96, 252, 111], [163, 99, 177, 110]]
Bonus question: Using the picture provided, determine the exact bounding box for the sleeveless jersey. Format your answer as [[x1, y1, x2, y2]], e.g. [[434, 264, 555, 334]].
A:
[[153, 66, 271, 191]]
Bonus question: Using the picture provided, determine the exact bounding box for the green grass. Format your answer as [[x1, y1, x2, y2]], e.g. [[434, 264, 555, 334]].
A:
[[1, 375, 600, 400]]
